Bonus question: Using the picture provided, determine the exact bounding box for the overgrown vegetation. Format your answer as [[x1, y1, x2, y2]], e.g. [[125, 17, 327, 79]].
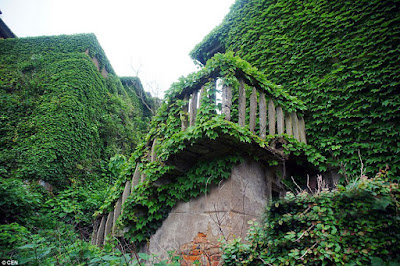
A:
[[0, 176, 101, 263], [1, 1, 400, 264], [0, 34, 154, 188], [0, 34, 158, 264], [96, 52, 326, 247], [120, 77, 160, 118], [191, 0, 400, 178], [222, 171, 400, 265], [0, 174, 182, 265]]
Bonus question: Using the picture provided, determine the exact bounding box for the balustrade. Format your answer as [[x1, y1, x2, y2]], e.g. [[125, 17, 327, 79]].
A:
[[178, 75, 307, 144], [92, 59, 309, 247]]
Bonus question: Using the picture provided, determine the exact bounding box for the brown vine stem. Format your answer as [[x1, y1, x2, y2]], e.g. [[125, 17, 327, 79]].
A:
[[257, 256, 272, 265], [299, 205, 312, 217], [295, 223, 315, 242], [299, 242, 318, 260]]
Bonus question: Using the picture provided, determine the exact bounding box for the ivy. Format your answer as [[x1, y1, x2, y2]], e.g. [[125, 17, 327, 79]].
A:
[[191, 0, 400, 178], [166, 52, 306, 114], [121, 154, 243, 244], [222, 174, 400, 265], [0, 34, 154, 188], [97, 52, 327, 247]]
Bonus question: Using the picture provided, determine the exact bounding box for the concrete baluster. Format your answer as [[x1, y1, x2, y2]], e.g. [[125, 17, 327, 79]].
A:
[[268, 99, 276, 135], [249, 87, 257, 133]]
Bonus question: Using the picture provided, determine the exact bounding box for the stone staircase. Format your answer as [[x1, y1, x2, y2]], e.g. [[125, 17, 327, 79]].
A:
[[91, 53, 308, 247]]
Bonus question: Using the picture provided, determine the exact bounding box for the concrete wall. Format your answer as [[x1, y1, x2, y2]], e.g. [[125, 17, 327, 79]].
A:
[[148, 159, 272, 260]]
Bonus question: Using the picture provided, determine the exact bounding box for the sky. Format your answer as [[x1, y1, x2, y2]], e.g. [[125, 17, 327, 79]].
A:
[[0, 0, 235, 97]]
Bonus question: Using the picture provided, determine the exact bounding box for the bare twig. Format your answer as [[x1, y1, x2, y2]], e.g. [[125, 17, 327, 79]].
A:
[[295, 224, 315, 242], [205, 177, 228, 240], [307, 174, 312, 193], [116, 238, 131, 265], [257, 256, 272, 265], [130, 79, 155, 116], [129, 62, 142, 77], [55, 224, 76, 265], [358, 149, 366, 178], [299, 242, 318, 260], [299, 205, 312, 217], [213, 202, 227, 241], [205, 177, 250, 242], [133, 250, 142, 266], [291, 176, 303, 193], [316, 174, 327, 194]]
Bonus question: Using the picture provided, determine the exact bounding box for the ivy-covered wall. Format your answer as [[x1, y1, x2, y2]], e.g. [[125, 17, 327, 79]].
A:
[[191, 0, 400, 178], [120, 77, 159, 119], [93, 53, 326, 247], [0, 34, 152, 188]]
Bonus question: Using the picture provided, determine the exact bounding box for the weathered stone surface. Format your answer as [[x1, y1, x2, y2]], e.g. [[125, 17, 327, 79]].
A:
[[268, 99, 276, 135], [101, 67, 108, 78], [112, 198, 122, 235], [91, 217, 100, 245], [148, 159, 271, 260], [222, 85, 232, 121], [298, 116, 307, 144], [291, 112, 300, 141], [198, 86, 205, 110], [151, 138, 157, 162], [121, 181, 131, 215], [238, 79, 246, 127], [91, 56, 100, 71], [96, 216, 106, 246], [259, 92, 267, 139], [131, 164, 141, 190], [276, 106, 284, 134], [103, 210, 114, 245], [249, 87, 257, 133], [189, 91, 198, 127], [285, 113, 293, 135]]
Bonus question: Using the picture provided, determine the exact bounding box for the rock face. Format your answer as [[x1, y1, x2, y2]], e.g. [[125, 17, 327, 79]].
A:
[[148, 159, 271, 260]]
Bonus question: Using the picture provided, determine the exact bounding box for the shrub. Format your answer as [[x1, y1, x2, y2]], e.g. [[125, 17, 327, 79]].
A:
[[222, 174, 400, 265]]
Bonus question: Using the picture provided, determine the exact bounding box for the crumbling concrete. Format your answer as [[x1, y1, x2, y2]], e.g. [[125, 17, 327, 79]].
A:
[[148, 159, 271, 260]]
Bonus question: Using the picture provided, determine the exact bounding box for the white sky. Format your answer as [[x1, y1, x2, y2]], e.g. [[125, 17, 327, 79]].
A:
[[0, 0, 234, 97]]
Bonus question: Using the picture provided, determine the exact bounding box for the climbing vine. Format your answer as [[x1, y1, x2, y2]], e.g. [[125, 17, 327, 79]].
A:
[[166, 52, 305, 114], [191, 0, 400, 178], [222, 173, 400, 265], [97, 53, 327, 245], [121, 155, 243, 243], [0, 34, 153, 188]]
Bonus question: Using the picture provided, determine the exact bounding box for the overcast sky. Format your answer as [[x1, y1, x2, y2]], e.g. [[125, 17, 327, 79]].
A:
[[1, 0, 234, 97]]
